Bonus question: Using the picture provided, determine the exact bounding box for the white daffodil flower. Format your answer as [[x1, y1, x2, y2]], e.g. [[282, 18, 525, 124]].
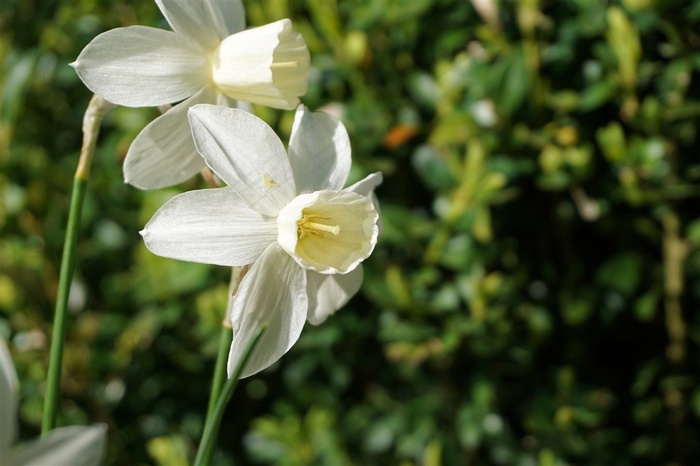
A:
[[140, 105, 382, 378], [0, 338, 107, 466], [71, 0, 310, 189]]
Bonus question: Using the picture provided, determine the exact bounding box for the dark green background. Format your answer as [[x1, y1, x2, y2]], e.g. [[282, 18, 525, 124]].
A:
[[2, 0, 699, 464]]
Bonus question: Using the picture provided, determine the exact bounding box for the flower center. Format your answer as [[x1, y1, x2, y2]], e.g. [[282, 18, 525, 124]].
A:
[[277, 190, 379, 274], [297, 213, 340, 239]]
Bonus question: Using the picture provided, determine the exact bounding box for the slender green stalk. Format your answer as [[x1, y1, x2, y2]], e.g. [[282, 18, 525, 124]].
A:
[[41, 177, 86, 435], [205, 325, 233, 422], [194, 325, 267, 466], [204, 265, 248, 421], [42, 95, 114, 435]]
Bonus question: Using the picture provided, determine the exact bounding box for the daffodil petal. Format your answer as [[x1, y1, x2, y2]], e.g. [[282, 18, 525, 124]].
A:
[[345, 172, 383, 197], [0, 338, 18, 452], [234, 99, 253, 113], [228, 243, 308, 378], [188, 104, 296, 216], [155, 0, 245, 51], [288, 105, 351, 193], [346, 172, 384, 234], [123, 87, 221, 189], [71, 26, 208, 107], [141, 188, 277, 266], [306, 266, 363, 325], [6, 424, 107, 466]]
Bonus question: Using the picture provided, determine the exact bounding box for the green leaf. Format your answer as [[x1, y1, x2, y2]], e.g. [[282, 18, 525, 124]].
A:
[[595, 253, 644, 295], [579, 81, 616, 112]]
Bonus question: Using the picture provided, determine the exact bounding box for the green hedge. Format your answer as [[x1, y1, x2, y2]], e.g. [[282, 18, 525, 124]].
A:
[[2, 0, 699, 464]]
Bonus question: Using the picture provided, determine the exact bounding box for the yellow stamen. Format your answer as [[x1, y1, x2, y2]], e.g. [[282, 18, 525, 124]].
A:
[[271, 61, 300, 70], [297, 214, 341, 239], [305, 222, 340, 235]]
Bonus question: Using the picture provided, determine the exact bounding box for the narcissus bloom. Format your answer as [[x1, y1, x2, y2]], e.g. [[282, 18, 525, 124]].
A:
[[141, 105, 382, 377], [72, 0, 309, 189]]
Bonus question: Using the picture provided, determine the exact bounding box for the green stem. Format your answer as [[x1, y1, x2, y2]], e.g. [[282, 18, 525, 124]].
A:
[[205, 325, 233, 423], [204, 265, 248, 422], [194, 325, 267, 466], [41, 95, 113, 436], [41, 177, 86, 435]]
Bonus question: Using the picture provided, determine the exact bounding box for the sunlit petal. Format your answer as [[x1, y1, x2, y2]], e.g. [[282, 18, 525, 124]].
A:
[[156, 0, 245, 50], [71, 26, 208, 107], [288, 105, 351, 193], [124, 87, 220, 189], [0, 338, 18, 452], [345, 172, 383, 198], [306, 266, 363, 325], [228, 244, 308, 378], [6, 425, 107, 466], [345, 172, 384, 234], [141, 188, 277, 267], [188, 104, 296, 216]]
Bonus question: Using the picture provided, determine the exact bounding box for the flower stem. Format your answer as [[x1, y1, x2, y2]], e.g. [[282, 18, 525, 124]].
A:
[[204, 266, 247, 421], [194, 325, 267, 466], [205, 325, 233, 423], [41, 95, 113, 436]]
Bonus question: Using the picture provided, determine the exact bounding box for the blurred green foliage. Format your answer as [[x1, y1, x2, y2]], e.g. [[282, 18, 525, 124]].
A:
[[2, 0, 700, 464]]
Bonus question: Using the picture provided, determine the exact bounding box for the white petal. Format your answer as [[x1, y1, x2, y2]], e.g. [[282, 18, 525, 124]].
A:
[[0, 338, 18, 452], [306, 266, 363, 325], [346, 172, 384, 234], [228, 243, 307, 378], [211, 19, 309, 109], [234, 99, 253, 113], [6, 424, 107, 466], [345, 172, 383, 197], [71, 26, 208, 107], [188, 104, 296, 216], [156, 0, 245, 50], [288, 105, 351, 193], [277, 190, 379, 274], [124, 87, 222, 189], [212, 89, 241, 115], [141, 188, 277, 266]]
